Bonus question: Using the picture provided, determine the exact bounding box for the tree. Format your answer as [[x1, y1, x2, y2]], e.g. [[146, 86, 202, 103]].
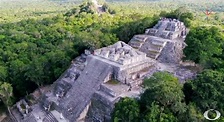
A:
[[141, 72, 186, 115], [79, 2, 95, 14], [25, 56, 47, 88], [179, 103, 204, 122], [183, 69, 224, 114], [0, 82, 13, 115], [0, 66, 7, 82], [183, 26, 224, 69], [174, 6, 189, 20], [113, 15, 159, 42], [112, 97, 140, 122], [143, 102, 178, 122]]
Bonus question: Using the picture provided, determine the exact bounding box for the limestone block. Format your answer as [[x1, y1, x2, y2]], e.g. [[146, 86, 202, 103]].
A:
[[84, 50, 91, 55], [122, 59, 128, 65], [113, 54, 120, 61], [108, 54, 114, 61], [101, 49, 110, 58], [109, 48, 115, 54], [131, 74, 138, 80], [116, 48, 123, 54], [123, 45, 132, 51], [145, 29, 150, 34], [118, 58, 124, 65], [112, 41, 122, 49], [94, 49, 101, 55]]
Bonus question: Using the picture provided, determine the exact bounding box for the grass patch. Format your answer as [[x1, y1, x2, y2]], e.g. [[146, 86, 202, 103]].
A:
[[106, 80, 120, 85], [20, 103, 26, 109]]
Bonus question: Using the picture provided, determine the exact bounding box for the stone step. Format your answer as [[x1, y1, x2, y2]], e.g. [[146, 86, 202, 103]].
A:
[[43, 112, 58, 122], [1, 117, 15, 122], [147, 51, 158, 59], [129, 42, 142, 49], [148, 48, 161, 53], [93, 91, 115, 106], [23, 114, 37, 122], [151, 40, 166, 47], [49, 112, 58, 122], [11, 107, 23, 121], [99, 85, 116, 97]]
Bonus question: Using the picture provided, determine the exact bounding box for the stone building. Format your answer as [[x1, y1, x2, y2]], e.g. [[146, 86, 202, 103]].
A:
[[10, 41, 154, 122], [93, 41, 155, 84], [145, 18, 187, 39], [129, 18, 187, 62], [9, 19, 196, 122]]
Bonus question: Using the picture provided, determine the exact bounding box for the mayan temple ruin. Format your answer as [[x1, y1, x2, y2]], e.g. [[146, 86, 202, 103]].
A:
[[9, 18, 197, 122]]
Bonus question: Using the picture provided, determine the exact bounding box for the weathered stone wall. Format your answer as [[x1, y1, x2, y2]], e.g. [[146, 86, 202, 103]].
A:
[[85, 92, 120, 122], [100, 84, 117, 97], [157, 41, 183, 64]]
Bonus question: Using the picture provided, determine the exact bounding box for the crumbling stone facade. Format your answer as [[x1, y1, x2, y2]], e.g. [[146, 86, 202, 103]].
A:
[[145, 18, 187, 39]]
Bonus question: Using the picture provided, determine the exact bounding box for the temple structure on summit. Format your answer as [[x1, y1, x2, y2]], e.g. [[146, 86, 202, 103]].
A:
[[145, 18, 187, 39], [93, 41, 155, 84], [129, 18, 187, 60]]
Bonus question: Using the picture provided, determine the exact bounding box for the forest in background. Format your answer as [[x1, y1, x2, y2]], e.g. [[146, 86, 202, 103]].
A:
[[0, 0, 81, 23], [1, 0, 224, 26], [0, 0, 224, 121]]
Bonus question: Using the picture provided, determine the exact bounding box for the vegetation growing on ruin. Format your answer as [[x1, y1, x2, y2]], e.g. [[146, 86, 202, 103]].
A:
[[106, 80, 120, 85], [0, 0, 223, 120]]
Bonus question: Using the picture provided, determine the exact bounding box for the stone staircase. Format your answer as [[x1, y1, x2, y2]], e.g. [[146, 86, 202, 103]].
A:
[[43, 112, 58, 122], [11, 106, 22, 122], [139, 39, 167, 59], [128, 35, 148, 49], [23, 114, 37, 122], [59, 56, 113, 121], [155, 21, 168, 37], [1, 117, 15, 122], [129, 34, 168, 60], [94, 91, 115, 106]]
